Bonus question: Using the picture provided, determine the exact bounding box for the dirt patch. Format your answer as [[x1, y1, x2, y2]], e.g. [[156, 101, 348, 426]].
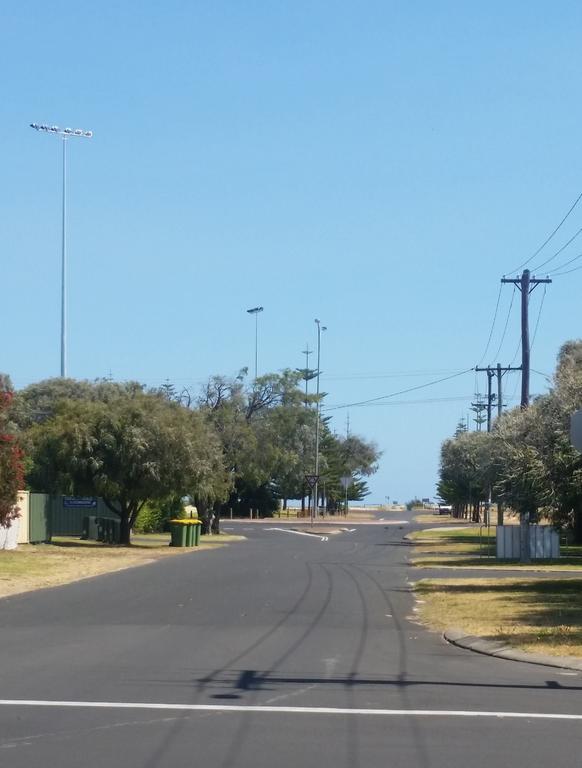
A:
[[0, 534, 245, 599]]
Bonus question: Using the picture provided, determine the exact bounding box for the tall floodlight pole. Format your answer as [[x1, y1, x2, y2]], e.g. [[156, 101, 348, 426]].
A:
[[302, 344, 312, 402], [313, 319, 327, 523], [30, 123, 93, 377], [246, 306, 264, 379]]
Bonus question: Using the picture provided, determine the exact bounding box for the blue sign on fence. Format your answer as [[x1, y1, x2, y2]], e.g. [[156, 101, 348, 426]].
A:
[[63, 496, 97, 509]]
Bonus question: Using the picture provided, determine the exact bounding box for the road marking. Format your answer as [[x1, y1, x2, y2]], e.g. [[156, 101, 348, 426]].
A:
[[0, 700, 581, 721], [266, 528, 328, 542]]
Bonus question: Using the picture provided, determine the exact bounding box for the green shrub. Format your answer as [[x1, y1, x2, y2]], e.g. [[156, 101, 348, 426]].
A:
[[134, 496, 183, 533]]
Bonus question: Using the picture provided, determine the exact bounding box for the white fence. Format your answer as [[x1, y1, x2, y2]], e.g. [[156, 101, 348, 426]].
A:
[[0, 492, 30, 550], [496, 525, 560, 560]]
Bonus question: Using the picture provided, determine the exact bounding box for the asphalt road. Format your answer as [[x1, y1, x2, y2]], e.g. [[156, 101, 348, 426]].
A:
[[1, 512, 581, 767]]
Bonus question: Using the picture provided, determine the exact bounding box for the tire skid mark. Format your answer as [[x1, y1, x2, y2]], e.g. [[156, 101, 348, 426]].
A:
[[219, 563, 335, 768], [348, 562, 431, 768]]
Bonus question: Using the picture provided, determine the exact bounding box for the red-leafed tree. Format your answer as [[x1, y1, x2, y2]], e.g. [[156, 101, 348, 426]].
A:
[[0, 376, 24, 528]]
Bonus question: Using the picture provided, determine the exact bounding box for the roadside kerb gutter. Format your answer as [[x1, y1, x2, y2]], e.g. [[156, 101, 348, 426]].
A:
[[444, 628, 582, 672]]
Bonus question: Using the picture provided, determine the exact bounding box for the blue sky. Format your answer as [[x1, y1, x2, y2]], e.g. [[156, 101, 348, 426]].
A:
[[2, 1, 582, 503]]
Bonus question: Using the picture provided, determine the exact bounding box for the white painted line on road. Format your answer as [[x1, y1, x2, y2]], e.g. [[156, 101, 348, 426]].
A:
[[0, 700, 581, 721], [266, 528, 328, 542]]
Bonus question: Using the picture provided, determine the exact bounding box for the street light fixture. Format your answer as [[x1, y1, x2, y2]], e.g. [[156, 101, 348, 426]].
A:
[[313, 318, 327, 524], [30, 122, 93, 377], [246, 306, 264, 379]]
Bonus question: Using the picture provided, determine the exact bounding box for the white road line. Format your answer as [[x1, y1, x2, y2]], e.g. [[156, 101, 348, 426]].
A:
[[0, 701, 581, 721], [265, 528, 328, 542]]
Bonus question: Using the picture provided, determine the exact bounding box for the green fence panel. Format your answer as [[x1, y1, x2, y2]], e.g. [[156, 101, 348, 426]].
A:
[[51, 497, 118, 536], [29, 494, 52, 543]]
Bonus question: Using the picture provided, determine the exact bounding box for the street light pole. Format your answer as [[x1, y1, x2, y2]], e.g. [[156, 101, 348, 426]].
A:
[[61, 138, 67, 378], [30, 123, 93, 377], [313, 319, 327, 523], [246, 306, 264, 379]]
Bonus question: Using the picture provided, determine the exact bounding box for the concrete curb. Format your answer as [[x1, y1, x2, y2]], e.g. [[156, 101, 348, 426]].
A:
[[444, 628, 582, 672]]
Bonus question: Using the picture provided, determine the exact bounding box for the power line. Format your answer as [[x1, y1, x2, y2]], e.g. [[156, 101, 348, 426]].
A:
[[491, 285, 516, 362], [333, 394, 524, 409], [545, 250, 582, 275], [530, 285, 547, 350], [477, 282, 503, 366], [531, 368, 551, 379], [508, 367, 520, 403], [506, 190, 582, 274], [531, 226, 582, 272], [353, 396, 494, 407], [509, 336, 521, 366], [324, 368, 473, 411], [322, 369, 463, 381], [552, 263, 582, 277]]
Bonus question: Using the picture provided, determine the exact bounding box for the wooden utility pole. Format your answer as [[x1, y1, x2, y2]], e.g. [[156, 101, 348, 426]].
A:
[[497, 362, 504, 525], [475, 365, 515, 431], [501, 269, 551, 408], [500, 269, 551, 561], [487, 368, 494, 432], [475, 364, 517, 526]]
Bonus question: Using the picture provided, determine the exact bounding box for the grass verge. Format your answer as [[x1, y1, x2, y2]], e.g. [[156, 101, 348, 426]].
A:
[[413, 514, 472, 525], [415, 577, 582, 658], [409, 526, 582, 570], [409, 526, 496, 556], [0, 532, 245, 599]]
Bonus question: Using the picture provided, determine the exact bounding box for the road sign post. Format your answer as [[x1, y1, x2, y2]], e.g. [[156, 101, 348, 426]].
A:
[[305, 474, 319, 525], [340, 475, 351, 517]]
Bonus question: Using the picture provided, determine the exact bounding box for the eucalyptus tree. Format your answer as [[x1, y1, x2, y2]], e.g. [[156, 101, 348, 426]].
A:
[[27, 391, 226, 545]]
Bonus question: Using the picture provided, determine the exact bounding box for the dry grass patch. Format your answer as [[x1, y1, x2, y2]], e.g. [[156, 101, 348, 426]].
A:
[[0, 533, 245, 599], [413, 514, 466, 525], [410, 527, 582, 569], [409, 526, 495, 557], [412, 555, 582, 571], [415, 577, 582, 658]]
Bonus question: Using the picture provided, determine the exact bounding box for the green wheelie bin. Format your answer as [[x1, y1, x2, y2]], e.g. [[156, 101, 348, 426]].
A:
[[169, 520, 188, 547], [185, 520, 201, 546]]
